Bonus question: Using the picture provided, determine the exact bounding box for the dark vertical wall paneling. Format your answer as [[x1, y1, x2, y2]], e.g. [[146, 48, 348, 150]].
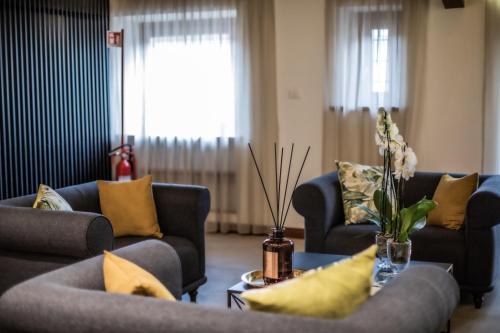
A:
[[0, 0, 110, 200]]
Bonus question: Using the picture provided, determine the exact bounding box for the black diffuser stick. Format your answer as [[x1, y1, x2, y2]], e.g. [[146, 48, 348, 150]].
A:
[[274, 143, 279, 227], [281, 146, 311, 229], [248, 143, 277, 227], [277, 146, 284, 229], [280, 143, 294, 228]]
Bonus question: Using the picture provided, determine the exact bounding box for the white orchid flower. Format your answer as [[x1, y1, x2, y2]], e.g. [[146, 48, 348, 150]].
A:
[[394, 146, 418, 181], [375, 108, 406, 155]]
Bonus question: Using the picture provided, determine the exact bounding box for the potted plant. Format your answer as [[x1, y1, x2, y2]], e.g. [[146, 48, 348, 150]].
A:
[[361, 109, 437, 273]]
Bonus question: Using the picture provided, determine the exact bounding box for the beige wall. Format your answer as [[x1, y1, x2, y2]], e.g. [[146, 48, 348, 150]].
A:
[[274, 0, 325, 229], [415, 0, 485, 173], [274, 0, 486, 229]]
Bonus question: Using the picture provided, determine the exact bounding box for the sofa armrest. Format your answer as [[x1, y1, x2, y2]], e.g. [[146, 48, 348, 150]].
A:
[[463, 176, 500, 289], [0, 206, 113, 258], [152, 183, 210, 275], [292, 172, 344, 252], [466, 175, 500, 230], [345, 265, 459, 332]]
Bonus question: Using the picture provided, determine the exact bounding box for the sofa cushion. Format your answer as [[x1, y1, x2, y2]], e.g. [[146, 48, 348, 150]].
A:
[[428, 173, 478, 230], [114, 236, 201, 286], [335, 161, 384, 225], [324, 224, 465, 283], [410, 226, 466, 283], [33, 184, 73, 211], [324, 223, 379, 255], [98, 176, 163, 239], [103, 250, 175, 300], [242, 245, 376, 319]]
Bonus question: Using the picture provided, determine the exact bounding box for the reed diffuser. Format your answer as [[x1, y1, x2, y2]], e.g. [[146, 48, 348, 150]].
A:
[[248, 143, 310, 284]]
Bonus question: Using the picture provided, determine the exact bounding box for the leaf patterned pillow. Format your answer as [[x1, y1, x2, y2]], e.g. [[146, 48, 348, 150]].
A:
[[33, 184, 73, 211], [336, 161, 383, 225]]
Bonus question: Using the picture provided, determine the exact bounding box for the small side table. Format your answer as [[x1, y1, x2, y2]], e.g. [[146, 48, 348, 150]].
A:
[[227, 252, 347, 309], [227, 282, 251, 309]]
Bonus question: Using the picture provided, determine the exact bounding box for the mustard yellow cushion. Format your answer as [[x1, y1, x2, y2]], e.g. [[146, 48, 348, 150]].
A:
[[33, 184, 73, 211], [103, 250, 175, 300], [97, 175, 163, 238], [241, 245, 376, 319], [427, 173, 478, 230]]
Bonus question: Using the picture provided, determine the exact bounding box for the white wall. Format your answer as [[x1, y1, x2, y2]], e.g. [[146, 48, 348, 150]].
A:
[[274, 0, 325, 229], [416, 0, 485, 173], [274, 0, 486, 229]]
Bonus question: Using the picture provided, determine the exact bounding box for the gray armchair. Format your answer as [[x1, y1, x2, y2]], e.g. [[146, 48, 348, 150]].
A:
[[0, 181, 210, 302], [0, 240, 459, 333], [292, 171, 500, 308], [0, 205, 113, 295]]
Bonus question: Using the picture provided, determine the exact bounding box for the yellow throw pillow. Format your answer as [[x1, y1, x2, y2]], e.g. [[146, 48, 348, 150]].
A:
[[427, 173, 479, 230], [97, 175, 163, 238], [241, 245, 376, 319], [103, 251, 175, 300], [33, 184, 73, 211]]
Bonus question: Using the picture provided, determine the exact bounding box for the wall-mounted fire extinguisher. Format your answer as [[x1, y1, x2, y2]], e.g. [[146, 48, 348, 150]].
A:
[[109, 144, 136, 181], [108, 29, 136, 182]]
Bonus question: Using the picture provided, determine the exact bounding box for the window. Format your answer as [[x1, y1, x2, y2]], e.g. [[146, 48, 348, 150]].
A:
[[141, 35, 235, 139], [326, 1, 408, 112], [371, 28, 389, 93]]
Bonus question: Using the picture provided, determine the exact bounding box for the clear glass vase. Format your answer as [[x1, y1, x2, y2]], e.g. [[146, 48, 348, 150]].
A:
[[387, 239, 412, 273], [375, 233, 392, 270], [374, 233, 394, 284]]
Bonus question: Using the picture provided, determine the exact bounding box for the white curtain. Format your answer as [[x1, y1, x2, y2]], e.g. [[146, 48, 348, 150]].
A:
[[323, 0, 428, 170], [109, 0, 278, 234], [483, 0, 500, 173]]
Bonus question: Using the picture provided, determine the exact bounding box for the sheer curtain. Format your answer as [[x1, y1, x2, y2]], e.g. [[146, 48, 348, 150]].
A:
[[483, 0, 500, 173], [109, 0, 278, 234], [322, 0, 428, 170]]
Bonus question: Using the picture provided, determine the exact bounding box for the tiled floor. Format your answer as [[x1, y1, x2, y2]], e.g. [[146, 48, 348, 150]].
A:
[[183, 233, 500, 332]]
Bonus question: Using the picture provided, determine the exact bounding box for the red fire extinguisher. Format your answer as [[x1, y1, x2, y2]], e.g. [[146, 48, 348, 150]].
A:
[[109, 144, 136, 181]]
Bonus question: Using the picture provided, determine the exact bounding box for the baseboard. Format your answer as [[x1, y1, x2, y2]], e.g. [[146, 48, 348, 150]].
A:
[[285, 227, 304, 239]]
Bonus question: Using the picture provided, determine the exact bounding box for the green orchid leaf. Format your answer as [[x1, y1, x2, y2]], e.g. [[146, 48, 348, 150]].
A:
[[412, 217, 426, 230], [373, 189, 383, 212], [397, 197, 436, 242], [373, 189, 392, 225]]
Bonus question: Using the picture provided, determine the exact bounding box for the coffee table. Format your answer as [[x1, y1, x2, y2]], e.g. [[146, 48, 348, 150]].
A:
[[227, 251, 453, 309]]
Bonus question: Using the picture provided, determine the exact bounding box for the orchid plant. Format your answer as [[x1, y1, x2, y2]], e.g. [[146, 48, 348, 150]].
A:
[[361, 109, 437, 243]]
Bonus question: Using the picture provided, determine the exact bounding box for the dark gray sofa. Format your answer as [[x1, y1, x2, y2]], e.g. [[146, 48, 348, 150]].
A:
[[0, 181, 210, 301], [0, 239, 459, 333], [292, 171, 500, 308]]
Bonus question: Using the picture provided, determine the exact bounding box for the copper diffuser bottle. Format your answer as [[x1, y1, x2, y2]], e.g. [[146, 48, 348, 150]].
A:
[[263, 228, 294, 284]]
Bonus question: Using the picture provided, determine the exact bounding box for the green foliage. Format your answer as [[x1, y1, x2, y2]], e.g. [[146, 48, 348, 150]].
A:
[[365, 193, 436, 241], [396, 197, 437, 242], [373, 189, 392, 227]]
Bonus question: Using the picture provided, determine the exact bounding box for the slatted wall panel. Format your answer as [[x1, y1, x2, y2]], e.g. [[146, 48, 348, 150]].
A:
[[0, 0, 110, 199]]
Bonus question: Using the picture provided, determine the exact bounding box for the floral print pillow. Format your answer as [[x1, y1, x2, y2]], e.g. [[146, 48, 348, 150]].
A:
[[336, 161, 383, 225], [33, 184, 73, 211]]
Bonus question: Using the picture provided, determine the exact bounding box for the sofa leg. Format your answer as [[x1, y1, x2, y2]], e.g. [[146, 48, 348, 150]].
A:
[[189, 289, 198, 303], [473, 293, 484, 309]]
